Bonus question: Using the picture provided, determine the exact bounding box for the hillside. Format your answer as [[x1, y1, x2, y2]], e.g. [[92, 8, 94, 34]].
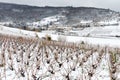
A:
[[0, 2, 119, 27]]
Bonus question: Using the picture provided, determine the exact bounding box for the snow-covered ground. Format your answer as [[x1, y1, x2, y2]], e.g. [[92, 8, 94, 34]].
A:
[[1, 25, 120, 48], [70, 25, 120, 37], [98, 20, 118, 26], [0, 24, 120, 80], [27, 15, 65, 27], [0, 33, 120, 80]]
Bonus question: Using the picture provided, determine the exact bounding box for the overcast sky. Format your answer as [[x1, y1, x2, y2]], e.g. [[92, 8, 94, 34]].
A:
[[0, 0, 119, 11]]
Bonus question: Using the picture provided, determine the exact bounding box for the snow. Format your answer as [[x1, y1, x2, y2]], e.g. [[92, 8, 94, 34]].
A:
[[28, 15, 65, 26], [71, 24, 120, 37], [80, 20, 92, 24], [1, 24, 120, 80], [1, 25, 120, 48], [91, 53, 111, 80], [98, 20, 118, 25]]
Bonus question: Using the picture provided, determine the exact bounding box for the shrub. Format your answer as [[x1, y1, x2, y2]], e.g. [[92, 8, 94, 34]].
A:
[[81, 41, 85, 44], [45, 34, 52, 41]]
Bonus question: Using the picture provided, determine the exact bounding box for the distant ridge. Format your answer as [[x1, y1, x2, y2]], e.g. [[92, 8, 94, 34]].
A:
[[0, 2, 119, 26]]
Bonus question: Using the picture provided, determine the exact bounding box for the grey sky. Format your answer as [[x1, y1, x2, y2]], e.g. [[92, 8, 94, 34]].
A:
[[0, 0, 119, 11]]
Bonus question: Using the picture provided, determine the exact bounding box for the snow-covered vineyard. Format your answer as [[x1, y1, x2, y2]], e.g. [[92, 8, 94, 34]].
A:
[[0, 34, 120, 80]]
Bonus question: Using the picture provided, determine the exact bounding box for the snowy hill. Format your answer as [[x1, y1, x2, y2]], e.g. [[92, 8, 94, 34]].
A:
[[0, 2, 119, 28], [27, 15, 65, 26]]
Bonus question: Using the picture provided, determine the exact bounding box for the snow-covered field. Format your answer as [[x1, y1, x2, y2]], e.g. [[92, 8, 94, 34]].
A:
[[0, 25, 120, 80], [27, 15, 65, 27], [0, 34, 120, 80], [1, 25, 120, 47], [70, 25, 120, 37]]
